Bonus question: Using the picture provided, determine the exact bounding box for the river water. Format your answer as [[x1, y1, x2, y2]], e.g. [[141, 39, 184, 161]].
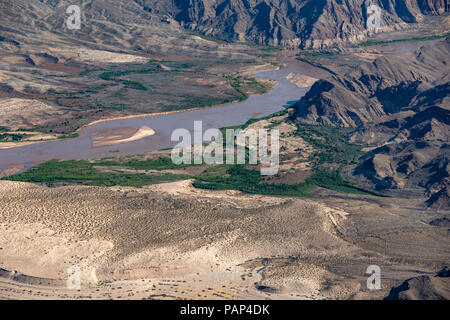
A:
[[1, 38, 441, 176], [0, 60, 327, 175]]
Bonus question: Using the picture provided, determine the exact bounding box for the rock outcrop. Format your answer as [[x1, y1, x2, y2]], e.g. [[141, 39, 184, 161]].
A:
[[293, 38, 450, 205], [385, 267, 450, 300]]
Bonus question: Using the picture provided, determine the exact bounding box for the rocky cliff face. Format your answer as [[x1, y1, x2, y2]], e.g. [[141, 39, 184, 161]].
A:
[[385, 267, 450, 300], [417, 0, 448, 14], [293, 38, 450, 207], [4, 0, 448, 49], [294, 39, 450, 127], [138, 0, 448, 48]]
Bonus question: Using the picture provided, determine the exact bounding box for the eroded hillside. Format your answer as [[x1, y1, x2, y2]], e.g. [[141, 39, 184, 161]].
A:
[[293, 38, 450, 207]]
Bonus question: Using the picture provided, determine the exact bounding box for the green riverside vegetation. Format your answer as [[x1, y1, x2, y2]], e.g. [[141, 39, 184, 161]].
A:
[[226, 73, 269, 101], [4, 110, 386, 197], [0, 133, 30, 142], [193, 117, 387, 197], [5, 158, 191, 187], [353, 33, 450, 48]]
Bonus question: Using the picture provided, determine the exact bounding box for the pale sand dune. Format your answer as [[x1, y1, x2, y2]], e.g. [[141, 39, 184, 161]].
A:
[[1, 180, 447, 300], [144, 179, 287, 209], [0, 180, 363, 300], [92, 126, 155, 147], [75, 49, 149, 64], [0, 223, 113, 284]]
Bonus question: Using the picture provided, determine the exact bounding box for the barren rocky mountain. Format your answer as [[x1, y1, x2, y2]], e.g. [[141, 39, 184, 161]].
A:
[[2, 0, 448, 51], [293, 38, 449, 207], [294, 39, 449, 127], [139, 0, 448, 48], [385, 266, 450, 300]]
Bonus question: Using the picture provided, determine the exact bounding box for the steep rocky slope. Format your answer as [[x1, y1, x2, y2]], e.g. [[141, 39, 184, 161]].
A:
[[138, 0, 448, 48], [2, 0, 447, 50], [293, 38, 449, 207], [294, 39, 449, 127], [385, 267, 450, 300], [0, 0, 216, 55]]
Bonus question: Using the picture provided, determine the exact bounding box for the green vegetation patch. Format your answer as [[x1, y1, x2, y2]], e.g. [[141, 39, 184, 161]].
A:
[[296, 51, 334, 58], [97, 65, 167, 91], [292, 122, 388, 196], [5, 159, 190, 187], [294, 123, 362, 168], [4, 110, 386, 196], [260, 46, 282, 52], [99, 67, 159, 81], [193, 164, 313, 196], [194, 116, 386, 196], [79, 68, 103, 76], [58, 133, 79, 140], [95, 156, 194, 170], [0, 133, 30, 142], [179, 95, 237, 109], [226, 73, 269, 101], [354, 33, 450, 48]]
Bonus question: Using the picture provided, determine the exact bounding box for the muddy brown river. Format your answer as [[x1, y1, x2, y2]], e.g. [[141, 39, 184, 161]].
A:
[[0, 39, 441, 176], [0, 60, 327, 175]]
